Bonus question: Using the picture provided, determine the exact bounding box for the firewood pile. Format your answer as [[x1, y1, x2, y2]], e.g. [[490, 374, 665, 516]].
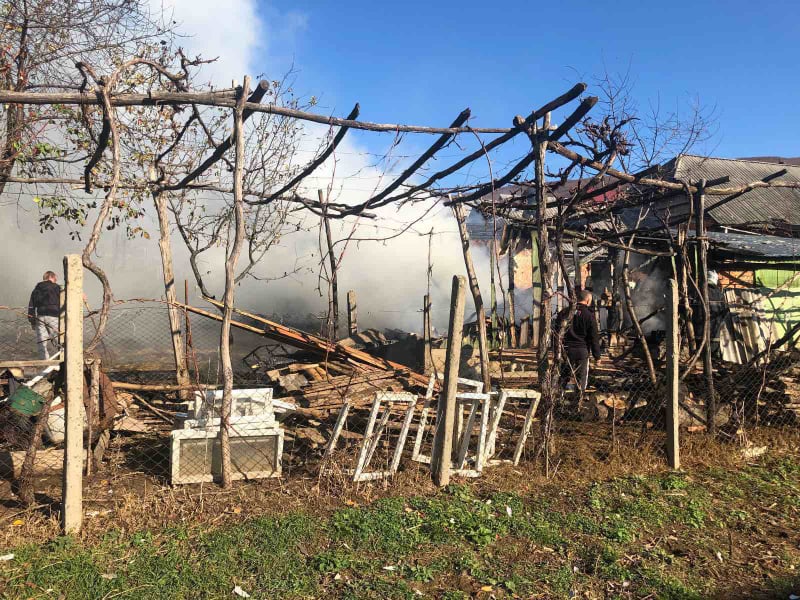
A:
[[264, 358, 428, 420]]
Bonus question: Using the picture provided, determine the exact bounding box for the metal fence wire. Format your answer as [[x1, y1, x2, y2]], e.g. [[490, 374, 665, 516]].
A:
[[0, 282, 798, 520]]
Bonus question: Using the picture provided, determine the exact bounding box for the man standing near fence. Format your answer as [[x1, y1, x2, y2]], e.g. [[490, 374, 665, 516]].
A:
[[557, 288, 602, 393], [27, 271, 61, 359]]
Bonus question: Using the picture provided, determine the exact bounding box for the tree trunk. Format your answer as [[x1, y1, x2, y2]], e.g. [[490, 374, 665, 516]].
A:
[[693, 181, 716, 432], [452, 203, 491, 392], [153, 191, 190, 400], [219, 77, 250, 488]]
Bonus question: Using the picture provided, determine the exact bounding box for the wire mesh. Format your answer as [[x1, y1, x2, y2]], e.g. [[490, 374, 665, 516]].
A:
[[1, 271, 799, 525]]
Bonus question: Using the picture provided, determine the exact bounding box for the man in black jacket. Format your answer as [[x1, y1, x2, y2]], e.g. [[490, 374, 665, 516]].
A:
[[557, 289, 602, 392], [28, 271, 61, 359]]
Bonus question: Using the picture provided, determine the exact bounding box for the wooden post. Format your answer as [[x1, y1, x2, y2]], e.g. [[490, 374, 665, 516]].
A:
[[319, 189, 339, 339], [693, 180, 716, 432], [452, 203, 491, 392], [423, 294, 432, 373], [153, 191, 190, 401], [530, 232, 541, 351], [432, 275, 466, 487], [347, 290, 358, 337], [519, 316, 530, 347], [62, 254, 84, 535], [87, 357, 100, 476], [507, 234, 517, 347], [572, 239, 583, 290], [666, 279, 680, 469]]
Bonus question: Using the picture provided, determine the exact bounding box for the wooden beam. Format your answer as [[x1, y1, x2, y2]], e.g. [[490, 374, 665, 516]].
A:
[[0, 89, 512, 134], [0, 359, 61, 368], [252, 103, 361, 205]]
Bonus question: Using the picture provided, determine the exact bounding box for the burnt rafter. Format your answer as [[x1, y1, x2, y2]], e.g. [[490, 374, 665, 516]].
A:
[[165, 80, 272, 191], [444, 96, 599, 207], [381, 83, 588, 205], [246, 103, 361, 206], [364, 108, 472, 209]]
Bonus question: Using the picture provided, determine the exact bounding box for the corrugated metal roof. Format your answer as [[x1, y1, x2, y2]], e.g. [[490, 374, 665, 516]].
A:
[[674, 155, 800, 226], [705, 230, 800, 261]]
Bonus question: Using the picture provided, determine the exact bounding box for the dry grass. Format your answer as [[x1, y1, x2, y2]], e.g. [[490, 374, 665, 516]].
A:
[[1, 423, 797, 550]]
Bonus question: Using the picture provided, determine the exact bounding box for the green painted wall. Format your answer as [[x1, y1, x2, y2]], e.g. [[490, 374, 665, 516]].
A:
[[754, 269, 800, 341]]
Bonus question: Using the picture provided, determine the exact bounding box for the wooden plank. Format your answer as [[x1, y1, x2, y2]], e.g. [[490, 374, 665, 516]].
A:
[[0, 359, 61, 368], [183, 298, 430, 387]]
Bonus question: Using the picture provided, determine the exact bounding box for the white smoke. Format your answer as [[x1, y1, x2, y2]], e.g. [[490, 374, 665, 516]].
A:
[[0, 1, 505, 337]]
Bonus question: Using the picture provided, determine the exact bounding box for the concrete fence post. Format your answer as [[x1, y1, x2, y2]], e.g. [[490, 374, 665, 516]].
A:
[[666, 278, 680, 469], [61, 254, 84, 534]]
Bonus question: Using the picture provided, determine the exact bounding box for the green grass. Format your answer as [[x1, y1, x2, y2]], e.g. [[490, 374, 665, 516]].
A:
[[2, 458, 799, 598]]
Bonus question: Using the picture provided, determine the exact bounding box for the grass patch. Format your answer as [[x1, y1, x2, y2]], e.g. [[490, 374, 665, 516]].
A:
[[2, 457, 799, 599]]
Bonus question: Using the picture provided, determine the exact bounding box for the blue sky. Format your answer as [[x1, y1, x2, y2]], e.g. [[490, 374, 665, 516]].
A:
[[257, 0, 798, 162]]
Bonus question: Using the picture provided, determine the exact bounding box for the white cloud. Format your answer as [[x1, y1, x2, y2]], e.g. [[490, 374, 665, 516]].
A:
[[151, 0, 260, 85], [1, 0, 506, 337]]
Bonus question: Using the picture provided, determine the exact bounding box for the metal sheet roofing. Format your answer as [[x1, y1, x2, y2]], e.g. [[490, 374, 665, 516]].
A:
[[674, 155, 800, 226], [705, 230, 800, 261]]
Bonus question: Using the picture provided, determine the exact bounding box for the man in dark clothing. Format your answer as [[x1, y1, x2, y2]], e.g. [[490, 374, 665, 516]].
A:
[[557, 289, 602, 392], [28, 271, 61, 359]]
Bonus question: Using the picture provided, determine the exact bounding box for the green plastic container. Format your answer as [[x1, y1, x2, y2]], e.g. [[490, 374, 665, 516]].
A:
[[8, 386, 46, 417]]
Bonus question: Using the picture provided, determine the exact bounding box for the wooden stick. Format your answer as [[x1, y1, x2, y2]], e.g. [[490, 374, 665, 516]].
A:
[[507, 234, 518, 347], [423, 295, 432, 373], [431, 276, 466, 487], [254, 103, 360, 205], [368, 109, 471, 207]]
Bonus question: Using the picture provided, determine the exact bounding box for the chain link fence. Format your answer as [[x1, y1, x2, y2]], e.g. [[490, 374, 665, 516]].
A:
[[1, 276, 799, 529]]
